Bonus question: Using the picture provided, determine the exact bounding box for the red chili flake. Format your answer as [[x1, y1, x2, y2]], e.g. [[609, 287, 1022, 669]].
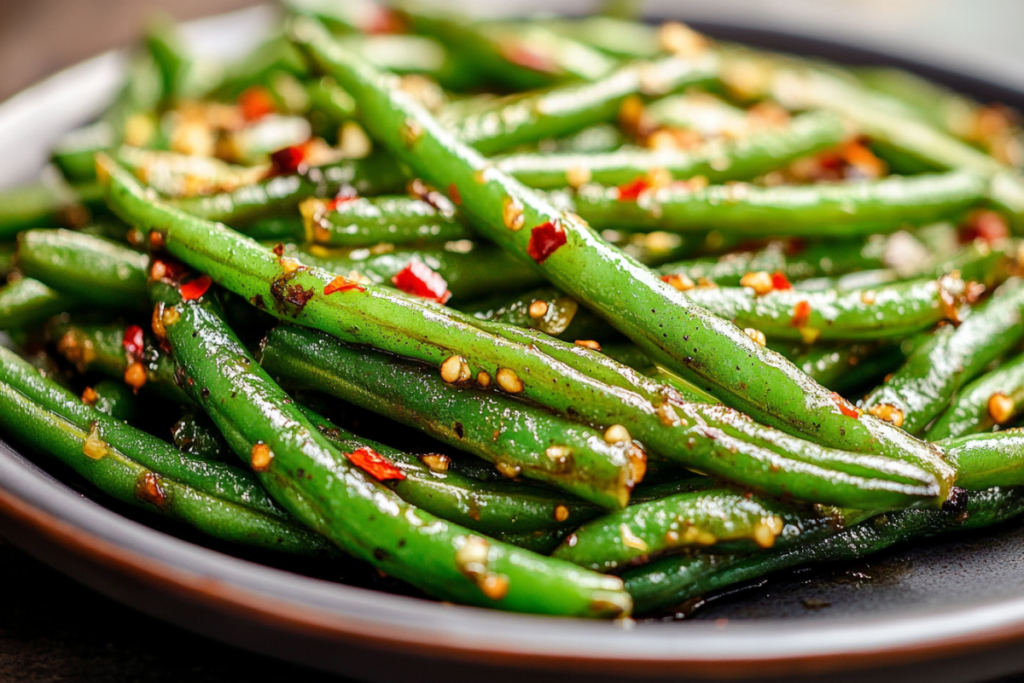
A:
[[391, 261, 452, 304], [500, 42, 558, 74], [122, 325, 145, 358], [180, 275, 212, 301], [817, 151, 844, 171], [526, 220, 567, 264], [238, 86, 276, 122], [345, 446, 406, 481], [364, 7, 405, 34], [831, 392, 860, 419], [151, 259, 189, 284], [616, 176, 652, 202], [771, 272, 793, 291], [959, 210, 1009, 244], [324, 276, 366, 295], [448, 183, 462, 206], [270, 143, 309, 175], [324, 194, 358, 212], [791, 300, 812, 328]]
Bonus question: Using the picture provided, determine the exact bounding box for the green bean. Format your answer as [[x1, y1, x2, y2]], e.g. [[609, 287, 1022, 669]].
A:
[[261, 324, 638, 510], [0, 377, 333, 555], [47, 319, 190, 405], [944, 431, 1024, 490], [778, 342, 906, 394], [0, 180, 105, 239], [862, 278, 1024, 434], [304, 76, 358, 129], [460, 287, 610, 341], [401, 10, 619, 91], [152, 280, 632, 618], [926, 354, 1024, 440], [275, 242, 544, 301], [0, 278, 75, 331], [0, 242, 16, 281], [645, 92, 749, 137], [441, 53, 719, 155], [554, 489, 876, 572], [300, 195, 474, 247], [0, 345, 287, 521], [541, 16, 661, 60], [167, 154, 406, 224], [300, 404, 601, 533], [172, 410, 235, 463], [567, 170, 987, 237], [88, 378, 141, 424], [115, 146, 271, 199], [535, 123, 626, 155], [17, 230, 148, 309], [289, 23, 955, 498], [101, 153, 942, 509], [624, 486, 1024, 615], [145, 19, 222, 102], [492, 110, 845, 189]]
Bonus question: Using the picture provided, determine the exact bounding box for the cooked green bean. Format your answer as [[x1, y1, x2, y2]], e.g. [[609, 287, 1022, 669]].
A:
[[926, 355, 1024, 440], [88, 378, 142, 424], [493, 110, 845, 189], [300, 194, 474, 246], [567, 170, 986, 237], [862, 278, 1024, 434], [0, 278, 75, 331], [0, 180, 105, 238], [151, 279, 632, 617], [944, 430, 1024, 490]]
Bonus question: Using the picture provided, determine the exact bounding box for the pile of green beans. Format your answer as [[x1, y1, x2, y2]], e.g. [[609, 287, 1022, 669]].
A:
[[3, 4, 1024, 620]]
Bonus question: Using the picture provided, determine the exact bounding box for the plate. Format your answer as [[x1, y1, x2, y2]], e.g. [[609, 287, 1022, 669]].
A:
[[2, 7, 1024, 682]]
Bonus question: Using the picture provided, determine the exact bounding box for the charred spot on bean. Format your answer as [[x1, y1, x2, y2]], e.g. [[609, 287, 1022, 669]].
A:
[[454, 422, 465, 438], [135, 472, 168, 509], [942, 487, 970, 516], [200, 387, 210, 400], [270, 272, 316, 317], [373, 548, 391, 562]]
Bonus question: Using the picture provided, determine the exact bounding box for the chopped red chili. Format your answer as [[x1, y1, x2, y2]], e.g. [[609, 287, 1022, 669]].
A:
[[526, 220, 567, 264], [270, 143, 309, 175], [959, 210, 1009, 244], [345, 446, 406, 481], [179, 275, 212, 301], [238, 86, 276, 122], [616, 176, 651, 202], [831, 392, 860, 419], [324, 194, 358, 212], [324, 276, 366, 295], [791, 300, 812, 328], [391, 261, 452, 304], [771, 272, 793, 291], [122, 325, 145, 358]]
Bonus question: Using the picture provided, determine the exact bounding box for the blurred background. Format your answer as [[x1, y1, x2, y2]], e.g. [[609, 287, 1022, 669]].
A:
[[3, 0, 1024, 103]]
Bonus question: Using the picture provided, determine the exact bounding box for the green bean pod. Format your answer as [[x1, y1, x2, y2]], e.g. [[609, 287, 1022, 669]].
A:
[[0, 377, 334, 555], [927, 354, 1024, 440], [152, 281, 632, 618], [300, 195, 474, 246], [540, 16, 661, 60], [88, 378, 142, 424], [167, 154, 406, 225], [276, 242, 544, 301], [460, 287, 609, 341], [17, 229, 148, 309], [100, 154, 941, 509], [0, 345, 287, 521], [779, 342, 906, 394], [0, 278, 75, 331], [554, 489, 876, 572], [300, 404, 601, 532], [944, 430, 1024, 490], [861, 278, 1024, 434], [261, 324, 638, 510], [0, 181, 105, 239], [171, 410, 235, 463], [442, 53, 719, 155], [624, 486, 1024, 615], [567, 170, 987, 237], [492, 110, 845, 190]]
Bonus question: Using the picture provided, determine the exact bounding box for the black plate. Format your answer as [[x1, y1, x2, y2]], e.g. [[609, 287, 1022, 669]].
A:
[[3, 7, 1024, 682]]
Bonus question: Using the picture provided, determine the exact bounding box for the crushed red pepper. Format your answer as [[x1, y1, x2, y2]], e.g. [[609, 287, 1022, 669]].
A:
[[791, 300, 812, 328], [180, 275, 212, 301], [324, 276, 366, 295], [526, 220, 567, 264], [770, 272, 793, 291], [616, 176, 652, 202], [391, 261, 452, 304], [345, 446, 406, 481], [122, 325, 145, 358], [238, 86, 276, 122], [830, 392, 860, 419], [270, 143, 309, 175]]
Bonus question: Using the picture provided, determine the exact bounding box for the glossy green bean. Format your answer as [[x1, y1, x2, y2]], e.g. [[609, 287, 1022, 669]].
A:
[[461, 287, 611, 341], [567, 170, 987, 237], [261, 324, 637, 509], [152, 280, 632, 617], [88, 378, 141, 424], [300, 195, 474, 246], [17, 229, 148, 309], [288, 23, 956, 499], [171, 410, 235, 463], [0, 181, 105, 239], [944, 431, 1024, 490], [0, 278, 75, 331], [492, 110, 845, 189], [926, 355, 1024, 440], [554, 489, 875, 572], [624, 486, 1024, 615], [861, 278, 1024, 434], [167, 154, 406, 224], [101, 153, 941, 509], [779, 342, 906, 394]]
